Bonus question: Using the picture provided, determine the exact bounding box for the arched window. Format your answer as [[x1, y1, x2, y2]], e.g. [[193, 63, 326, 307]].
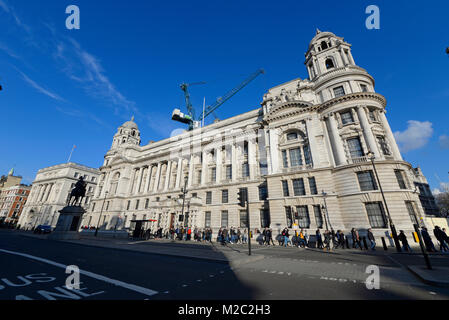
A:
[[321, 41, 328, 50], [110, 172, 121, 195], [325, 58, 335, 70]]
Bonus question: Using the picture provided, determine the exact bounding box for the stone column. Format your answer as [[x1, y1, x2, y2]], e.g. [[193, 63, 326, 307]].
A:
[[357, 106, 380, 158], [137, 167, 145, 193], [127, 170, 136, 195], [268, 129, 280, 174], [144, 166, 152, 193], [231, 143, 238, 181], [164, 161, 173, 191], [153, 163, 162, 193], [305, 117, 319, 167], [188, 155, 194, 187], [248, 138, 256, 179], [216, 147, 222, 183], [379, 111, 403, 161], [176, 158, 183, 189], [201, 150, 207, 185], [326, 114, 347, 166]]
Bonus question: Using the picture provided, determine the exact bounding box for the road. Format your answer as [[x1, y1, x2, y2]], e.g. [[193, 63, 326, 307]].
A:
[[1, 230, 448, 300]]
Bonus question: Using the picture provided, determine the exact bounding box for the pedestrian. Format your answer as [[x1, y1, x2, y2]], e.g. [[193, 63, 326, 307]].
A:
[[283, 228, 292, 247], [242, 229, 248, 244], [323, 230, 332, 251], [298, 228, 307, 248], [316, 229, 324, 249], [367, 228, 376, 251], [433, 226, 449, 252], [398, 230, 413, 252], [351, 228, 362, 250], [421, 227, 436, 252]]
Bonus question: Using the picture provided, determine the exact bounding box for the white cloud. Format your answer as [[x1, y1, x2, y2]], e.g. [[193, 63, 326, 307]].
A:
[[54, 38, 139, 118], [394, 120, 433, 153], [0, 41, 20, 59], [0, 0, 31, 33], [18, 70, 65, 102], [439, 135, 449, 149], [434, 182, 449, 195]]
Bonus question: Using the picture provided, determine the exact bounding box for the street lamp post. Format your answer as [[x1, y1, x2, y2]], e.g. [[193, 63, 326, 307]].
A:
[[367, 151, 402, 252], [95, 191, 108, 237], [180, 176, 188, 225], [321, 191, 332, 231]]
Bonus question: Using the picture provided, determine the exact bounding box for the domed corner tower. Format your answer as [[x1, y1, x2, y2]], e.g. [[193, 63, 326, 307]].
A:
[[305, 29, 357, 80], [111, 116, 142, 150]]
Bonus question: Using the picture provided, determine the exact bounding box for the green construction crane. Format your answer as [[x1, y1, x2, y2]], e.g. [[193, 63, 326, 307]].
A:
[[172, 69, 264, 130]]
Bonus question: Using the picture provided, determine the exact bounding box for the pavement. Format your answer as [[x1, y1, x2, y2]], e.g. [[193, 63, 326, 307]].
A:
[[1, 229, 449, 300]]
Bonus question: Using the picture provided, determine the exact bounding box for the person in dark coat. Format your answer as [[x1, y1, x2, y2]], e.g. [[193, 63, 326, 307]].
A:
[[433, 226, 449, 252], [421, 227, 436, 252], [367, 228, 376, 251], [398, 230, 412, 252], [316, 229, 324, 249]]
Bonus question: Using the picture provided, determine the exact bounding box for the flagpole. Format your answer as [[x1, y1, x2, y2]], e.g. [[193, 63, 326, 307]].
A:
[[67, 145, 76, 163], [202, 97, 206, 128]]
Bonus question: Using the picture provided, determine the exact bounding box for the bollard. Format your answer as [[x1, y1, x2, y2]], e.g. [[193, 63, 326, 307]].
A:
[[381, 237, 388, 250], [345, 237, 350, 249], [362, 237, 369, 250]]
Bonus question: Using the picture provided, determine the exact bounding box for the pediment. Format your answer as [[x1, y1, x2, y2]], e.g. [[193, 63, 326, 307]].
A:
[[264, 101, 314, 122]]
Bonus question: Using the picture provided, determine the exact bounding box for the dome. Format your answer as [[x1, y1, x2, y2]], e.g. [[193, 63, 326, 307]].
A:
[[308, 29, 339, 49], [121, 116, 138, 130]]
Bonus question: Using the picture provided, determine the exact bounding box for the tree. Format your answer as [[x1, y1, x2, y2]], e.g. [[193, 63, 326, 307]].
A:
[[435, 186, 449, 217]]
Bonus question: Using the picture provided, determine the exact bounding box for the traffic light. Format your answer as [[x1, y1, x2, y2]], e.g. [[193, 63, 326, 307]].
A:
[[237, 188, 248, 207]]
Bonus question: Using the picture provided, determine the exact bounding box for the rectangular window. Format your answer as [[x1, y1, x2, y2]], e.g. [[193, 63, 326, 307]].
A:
[[308, 177, 318, 195], [289, 148, 303, 167], [197, 170, 202, 184], [222, 190, 228, 203], [377, 136, 391, 156], [221, 210, 229, 227], [226, 165, 232, 180], [347, 137, 364, 158], [126, 201, 131, 210], [296, 206, 311, 228], [365, 202, 387, 228], [292, 178, 306, 196], [240, 210, 248, 228], [206, 191, 212, 205], [341, 111, 354, 125], [357, 171, 378, 191], [395, 170, 408, 190], [145, 198, 149, 209], [313, 205, 323, 229], [135, 200, 140, 210], [205, 211, 211, 228], [282, 180, 290, 197], [405, 201, 418, 225], [368, 109, 377, 121], [360, 84, 368, 92], [333, 86, 346, 97], [92, 203, 96, 212], [210, 167, 216, 182], [282, 150, 289, 168], [259, 163, 268, 176], [285, 207, 293, 228], [105, 201, 110, 211], [242, 162, 249, 177], [260, 209, 270, 228], [303, 145, 312, 165], [259, 185, 268, 201]]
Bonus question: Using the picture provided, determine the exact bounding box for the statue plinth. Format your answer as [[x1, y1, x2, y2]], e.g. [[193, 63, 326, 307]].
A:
[[48, 206, 85, 240]]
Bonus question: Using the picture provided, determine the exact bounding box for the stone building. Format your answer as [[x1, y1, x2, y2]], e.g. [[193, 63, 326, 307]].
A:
[[85, 30, 436, 238], [18, 163, 100, 230], [0, 184, 31, 224]]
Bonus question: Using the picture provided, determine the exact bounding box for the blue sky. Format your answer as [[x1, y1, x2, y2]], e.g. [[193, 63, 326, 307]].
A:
[[0, 0, 448, 191]]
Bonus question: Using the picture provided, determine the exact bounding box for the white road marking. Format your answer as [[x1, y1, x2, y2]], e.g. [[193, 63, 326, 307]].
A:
[[0, 248, 158, 297]]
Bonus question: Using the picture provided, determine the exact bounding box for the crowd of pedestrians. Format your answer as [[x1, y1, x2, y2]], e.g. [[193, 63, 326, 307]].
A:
[[139, 223, 449, 254]]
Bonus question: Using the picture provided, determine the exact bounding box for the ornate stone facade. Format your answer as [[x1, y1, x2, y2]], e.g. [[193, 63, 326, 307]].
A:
[[85, 31, 433, 238]]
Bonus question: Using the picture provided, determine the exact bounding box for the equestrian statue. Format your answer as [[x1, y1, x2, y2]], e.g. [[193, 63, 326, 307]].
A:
[[67, 176, 87, 206]]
